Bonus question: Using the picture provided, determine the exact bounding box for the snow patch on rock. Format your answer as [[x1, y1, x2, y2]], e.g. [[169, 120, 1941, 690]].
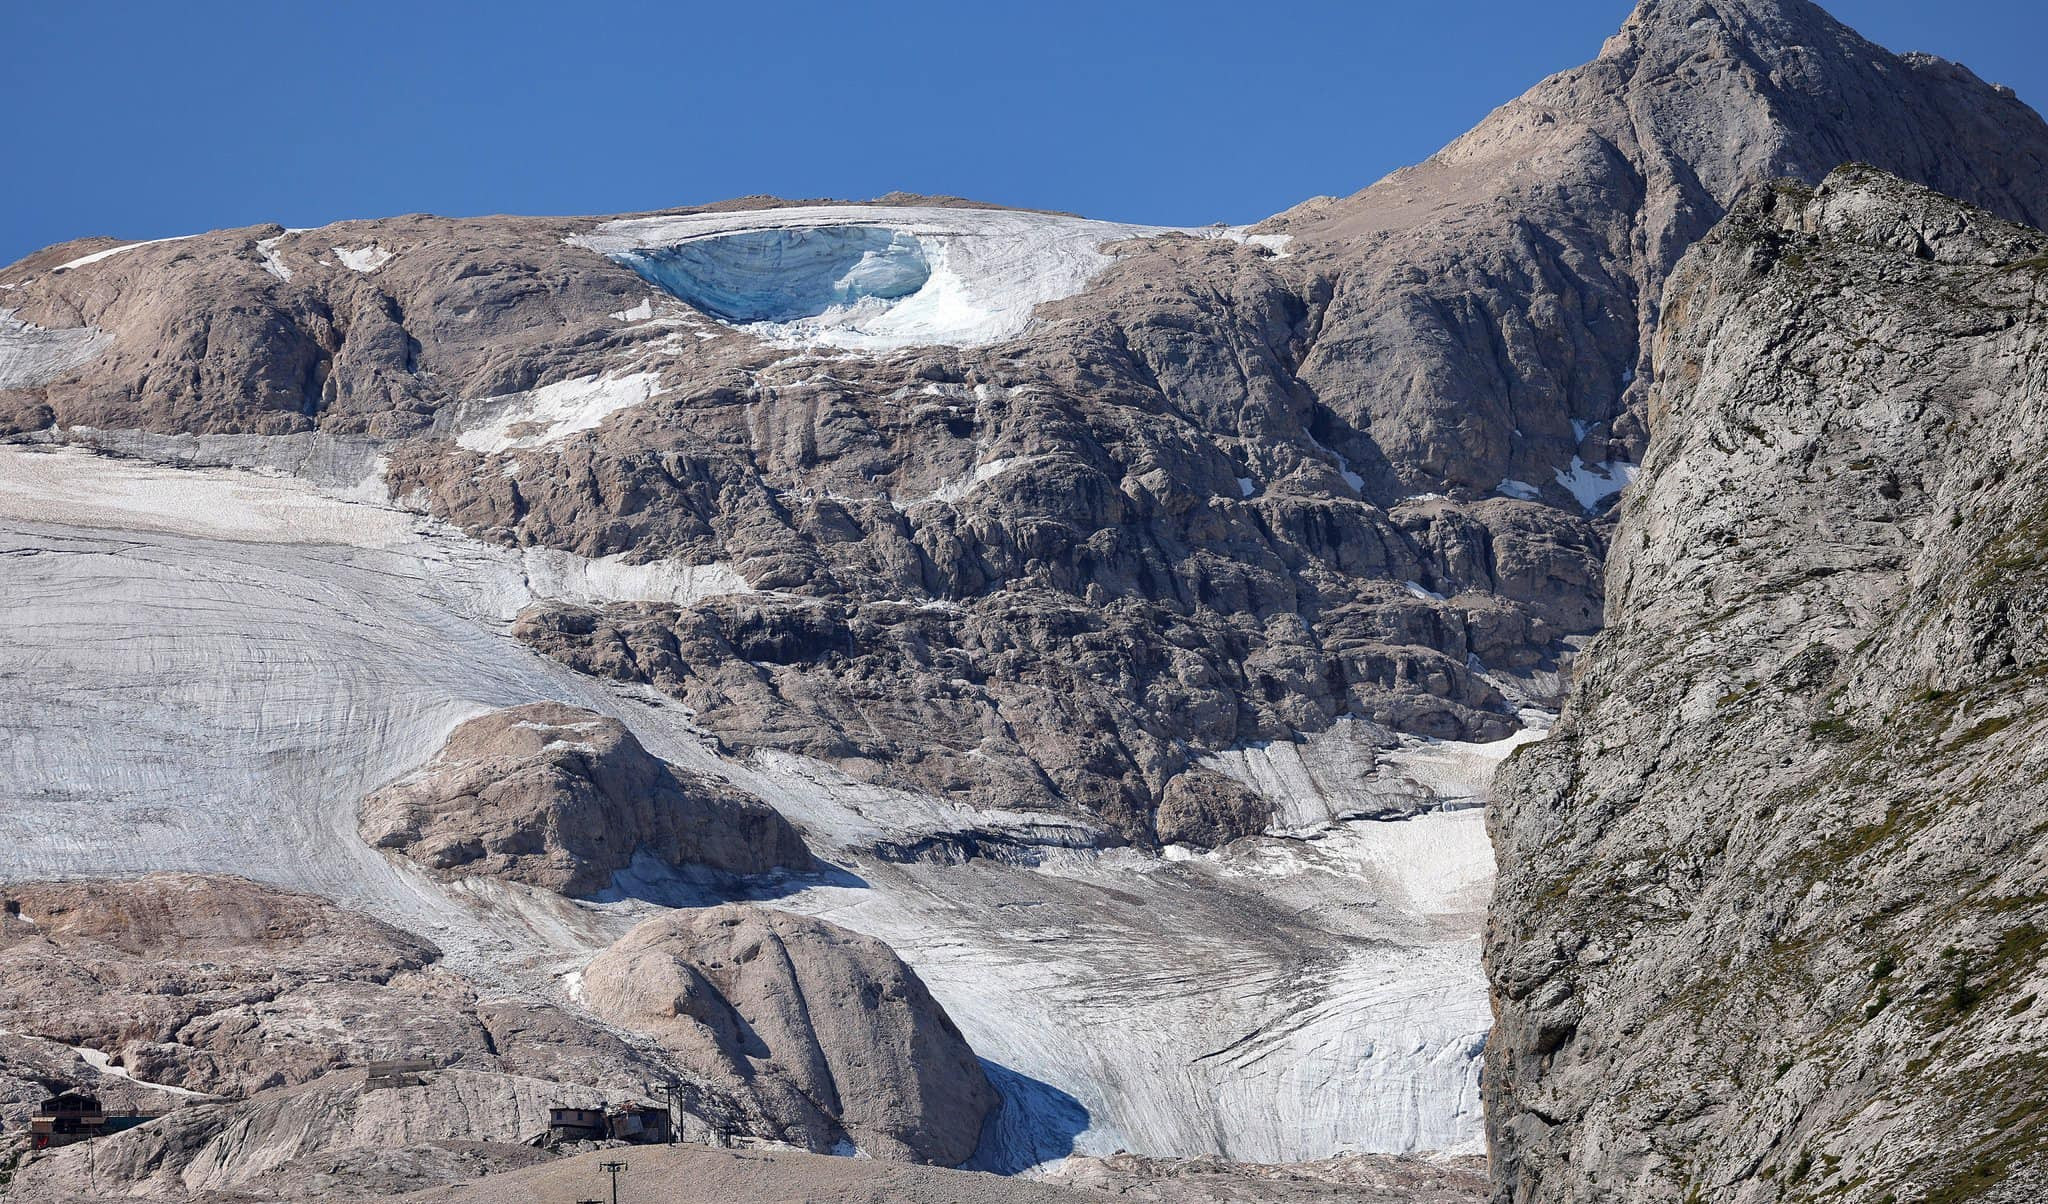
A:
[[452, 371, 664, 454], [1553, 455, 1640, 511], [256, 236, 293, 281], [334, 245, 394, 273], [75, 1044, 218, 1098], [1307, 433, 1366, 490], [519, 548, 753, 609], [53, 234, 198, 272], [893, 454, 1035, 510], [1203, 713, 1550, 834]]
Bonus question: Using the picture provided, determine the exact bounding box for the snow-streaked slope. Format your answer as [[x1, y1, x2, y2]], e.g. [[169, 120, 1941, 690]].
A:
[[0, 442, 1516, 1167], [449, 371, 666, 454], [1202, 714, 1549, 834], [571, 205, 1252, 351]]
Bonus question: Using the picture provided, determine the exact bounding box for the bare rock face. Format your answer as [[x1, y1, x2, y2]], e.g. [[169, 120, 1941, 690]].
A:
[[1275, 0, 2048, 502], [1486, 168, 2048, 1203], [0, 873, 453, 1096], [10, 1070, 564, 1201], [360, 702, 811, 895], [583, 903, 997, 1165], [1051, 1151, 1489, 1203], [0, 874, 764, 1198]]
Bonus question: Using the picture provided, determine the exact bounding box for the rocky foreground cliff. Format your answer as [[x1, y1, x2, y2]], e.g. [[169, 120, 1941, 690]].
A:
[[1486, 167, 2048, 1203]]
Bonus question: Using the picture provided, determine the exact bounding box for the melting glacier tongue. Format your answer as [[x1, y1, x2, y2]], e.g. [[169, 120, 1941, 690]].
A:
[[619, 226, 931, 323]]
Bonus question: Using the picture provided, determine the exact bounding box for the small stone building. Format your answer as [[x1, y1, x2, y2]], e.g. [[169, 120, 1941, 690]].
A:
[[545, 1104, 608, 1143], [538, 1101, 671, 1146], [605, 1101, 671, 1145]]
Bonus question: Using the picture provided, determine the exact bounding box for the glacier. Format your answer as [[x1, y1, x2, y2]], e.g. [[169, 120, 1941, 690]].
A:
[[571, 204, 1261, 351], [0, 439, 1520, 1168]]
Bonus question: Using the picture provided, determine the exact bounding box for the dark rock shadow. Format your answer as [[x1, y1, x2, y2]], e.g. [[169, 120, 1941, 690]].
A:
[[595, 850, 868, 908], [964, 1058, 1090, 1174]]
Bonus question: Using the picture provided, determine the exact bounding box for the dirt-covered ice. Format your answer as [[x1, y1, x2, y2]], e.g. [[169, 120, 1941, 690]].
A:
[[0, 442, 1526, 1167]]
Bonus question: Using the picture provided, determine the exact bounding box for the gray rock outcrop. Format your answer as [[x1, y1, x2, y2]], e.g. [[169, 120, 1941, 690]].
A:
[[582, 903, 997, 1165], [360, 702, 811, 895], [1486, 167, 2048, 1203]]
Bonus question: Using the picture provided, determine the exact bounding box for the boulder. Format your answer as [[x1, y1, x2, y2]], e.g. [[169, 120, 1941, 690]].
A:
[[582, 904, 996, 1165], [361, 702, 810, 895]]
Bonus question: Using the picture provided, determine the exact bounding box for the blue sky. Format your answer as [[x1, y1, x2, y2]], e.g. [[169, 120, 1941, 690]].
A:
[[4, 1, 2043, 265]]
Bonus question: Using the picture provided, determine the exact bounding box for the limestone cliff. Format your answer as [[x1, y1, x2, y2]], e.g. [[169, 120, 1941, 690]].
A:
[[1486, 166, 2048, 1203]]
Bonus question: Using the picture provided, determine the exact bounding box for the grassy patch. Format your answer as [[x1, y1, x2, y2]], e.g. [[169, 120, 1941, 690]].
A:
[[1946, 715, 2015, 751]]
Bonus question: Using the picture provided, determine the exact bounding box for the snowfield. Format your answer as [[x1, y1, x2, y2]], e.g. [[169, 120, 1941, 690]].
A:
[[571, 204, 1259, 351], [0, 439, 1529, 1168]]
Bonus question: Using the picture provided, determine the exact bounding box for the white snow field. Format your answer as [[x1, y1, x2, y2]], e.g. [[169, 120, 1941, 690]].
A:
[[571, 204, 1257, 351], [0, 440, 1530, 1168]]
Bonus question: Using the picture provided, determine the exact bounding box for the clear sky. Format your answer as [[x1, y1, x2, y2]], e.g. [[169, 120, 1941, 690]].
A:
[[4, 1, 2043, 265]]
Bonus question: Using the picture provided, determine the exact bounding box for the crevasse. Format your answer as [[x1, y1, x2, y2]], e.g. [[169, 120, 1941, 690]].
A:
[[617, 226, 931, 324]]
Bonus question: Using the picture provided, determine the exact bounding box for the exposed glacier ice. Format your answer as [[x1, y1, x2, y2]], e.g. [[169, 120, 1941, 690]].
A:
[[0, 441, 1519, 1168], [617, 226, 931, 323], [570, 204, 1260, 352], [0, 308, 112, 389], [1495, 478, 1541, 500]]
